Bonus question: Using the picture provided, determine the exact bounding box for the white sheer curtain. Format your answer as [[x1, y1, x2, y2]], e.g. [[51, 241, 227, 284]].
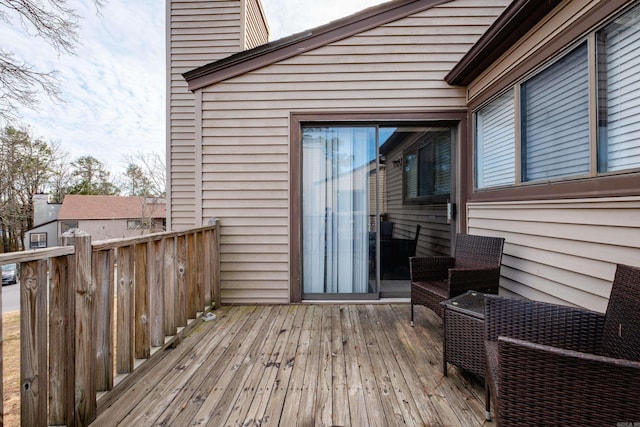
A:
[[302, 127, 373, 294]]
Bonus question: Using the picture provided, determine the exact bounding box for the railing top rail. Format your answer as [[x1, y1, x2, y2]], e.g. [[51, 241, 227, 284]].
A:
[[91, 221, 219, 251], [0, 246, 75, 265]]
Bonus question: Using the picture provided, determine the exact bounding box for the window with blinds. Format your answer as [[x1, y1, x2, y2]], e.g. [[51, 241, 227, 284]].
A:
[[403, 128, 451, 201], [597, 2, 640, 172], [476, 90, 515, 189], [473, 3, 640, 191], [521, 42, 590, 182]]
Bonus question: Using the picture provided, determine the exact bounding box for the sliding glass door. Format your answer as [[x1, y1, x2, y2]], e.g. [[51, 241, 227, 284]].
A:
[[301, 123, 455, 299], [302, 126, 377, 297]]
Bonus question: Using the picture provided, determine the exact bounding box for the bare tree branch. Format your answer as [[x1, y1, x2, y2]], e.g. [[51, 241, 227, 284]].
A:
[[0, 0, 104, 122]]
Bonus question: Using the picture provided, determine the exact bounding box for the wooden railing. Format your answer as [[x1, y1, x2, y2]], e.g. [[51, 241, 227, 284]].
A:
[[0, 221, 220, 426]]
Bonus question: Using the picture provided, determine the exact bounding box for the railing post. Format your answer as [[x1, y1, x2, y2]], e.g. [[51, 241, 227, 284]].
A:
[[117, 246, 134, 374], [20, 259, 48, 426], [186, 232, 197, 319], [94, 248, 114, 392], [176, 234, 187, 327], [150, 238, 165, 347], [135, 242, 150, 359], [212, 220, 221, 309], [49, 254, 75, 425], [164, 236, 177, 336], [62, 229, 96, 426]]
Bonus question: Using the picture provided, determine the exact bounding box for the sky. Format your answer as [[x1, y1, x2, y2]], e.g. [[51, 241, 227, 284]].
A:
[[1, 0, 388, 174]]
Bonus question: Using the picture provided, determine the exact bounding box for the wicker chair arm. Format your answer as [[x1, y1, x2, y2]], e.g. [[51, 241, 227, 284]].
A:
[[496, 336, 640, 426], [409, 256, 454, 281], [485, 295, 605, 353]]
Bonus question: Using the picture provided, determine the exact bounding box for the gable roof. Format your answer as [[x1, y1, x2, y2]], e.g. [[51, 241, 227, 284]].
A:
[[58, 195, 166, 221], [445, 0, 562, 86], [183, 0, 450, 91]]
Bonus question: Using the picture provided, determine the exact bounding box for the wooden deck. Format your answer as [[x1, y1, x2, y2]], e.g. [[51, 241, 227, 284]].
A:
[[91, 304, 491, 426]]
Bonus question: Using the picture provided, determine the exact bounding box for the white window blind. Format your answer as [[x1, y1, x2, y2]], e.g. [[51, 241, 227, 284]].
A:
[[598, 3, 640, 172], [475, 90, 515, 188], [521, 42, 590, 181]]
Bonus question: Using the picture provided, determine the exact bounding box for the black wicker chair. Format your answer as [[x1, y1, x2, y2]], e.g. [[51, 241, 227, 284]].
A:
[[484, 263, 640, 425], [409, 233, 504, 324]]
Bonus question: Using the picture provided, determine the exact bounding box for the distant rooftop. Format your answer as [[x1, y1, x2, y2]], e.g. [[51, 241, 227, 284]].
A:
[[58, 195, 166, 220]]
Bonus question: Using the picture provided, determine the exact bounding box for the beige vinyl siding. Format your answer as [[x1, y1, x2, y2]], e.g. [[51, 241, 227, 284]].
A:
[[168, 0, 267, 230], [198, 0, 510, 303], [468, 197, 640, 312], [384, 142, 451, 257], [467, 0, 603, 103], [243, 0, 269, 49]]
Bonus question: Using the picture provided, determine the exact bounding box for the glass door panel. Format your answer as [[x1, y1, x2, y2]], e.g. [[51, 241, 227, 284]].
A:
[[302, 126, 377, 297]]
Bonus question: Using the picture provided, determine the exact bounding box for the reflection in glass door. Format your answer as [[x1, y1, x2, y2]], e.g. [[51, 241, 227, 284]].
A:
[[301, 124, 454, 299], [302, 126, 377, 297]]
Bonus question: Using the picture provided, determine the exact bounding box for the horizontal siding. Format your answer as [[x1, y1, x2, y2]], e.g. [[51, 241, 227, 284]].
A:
[[169, 0, 244, 230], [244, 0, 269, 49], [467, 0, 601, 102], [467, 197, 640, 312], [199, 0, 509, 303], [385, 140, 451, 257]]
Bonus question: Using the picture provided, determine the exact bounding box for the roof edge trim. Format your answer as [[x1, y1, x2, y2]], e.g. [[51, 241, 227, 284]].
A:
[[184, 0, 451, 91], [445, 0, 562, 86]]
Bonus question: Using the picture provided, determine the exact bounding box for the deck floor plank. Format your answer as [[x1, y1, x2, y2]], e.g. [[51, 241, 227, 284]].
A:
[[221, 304, 286, 425], [117, 305, 248, 426], [261, 304, 309, 425], [330, 305, 349, 427], [157, 305, 272, 426], [92, 304, 491, 427]]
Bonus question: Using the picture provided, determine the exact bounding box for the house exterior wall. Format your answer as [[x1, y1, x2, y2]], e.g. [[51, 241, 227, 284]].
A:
[[464, 0, 640, 312], [66, 219, 153, 242], [243, 0, 269, 49], [167, 0, 268, 230], [192, 0, 509, 303], [23, 222, 58, 249], [383, 140, 451, 257]]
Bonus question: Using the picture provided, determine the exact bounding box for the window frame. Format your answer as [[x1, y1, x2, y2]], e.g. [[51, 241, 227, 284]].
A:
[[471, 3, 640, 193], [29, 232, 47, 249], [402, 129, 452, 204]]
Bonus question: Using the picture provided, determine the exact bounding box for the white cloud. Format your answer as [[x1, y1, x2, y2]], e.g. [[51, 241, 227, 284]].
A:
[[1, 0, 387, 174], [263, 0, 389, 40]]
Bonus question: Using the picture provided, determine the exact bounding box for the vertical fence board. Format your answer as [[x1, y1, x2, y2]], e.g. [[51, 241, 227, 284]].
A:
[[186, 233, 197, 319], [164, 236, 177, 336], [64, 231, 96, 426], [94, 249, 114, 392], [213, 223, 221, 308], [49, 255, 75, 425], [203, 230, 212, 309], [135, 242, 150, 359], [176, 234, 187, 327], [196, 231, 205, 312], [20, 260, 48, 426], [150, 239, 165, 347], [117, 246, 134, 374]]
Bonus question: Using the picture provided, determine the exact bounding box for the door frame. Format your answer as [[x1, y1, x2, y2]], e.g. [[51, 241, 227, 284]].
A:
[[289, 111, 468, 303]]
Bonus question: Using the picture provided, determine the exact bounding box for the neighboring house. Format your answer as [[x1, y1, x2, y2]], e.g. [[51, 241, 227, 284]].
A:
[[57, 195, 166, 243], [168, 0, 640, 310], [23, 193, 62, 249]]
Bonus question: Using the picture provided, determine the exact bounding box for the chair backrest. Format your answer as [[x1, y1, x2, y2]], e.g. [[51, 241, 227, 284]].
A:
[[453, 234, 505, 269], [380, 221, 394, 239], [408, 224, 421, 257], [601, 264, 640, 361]]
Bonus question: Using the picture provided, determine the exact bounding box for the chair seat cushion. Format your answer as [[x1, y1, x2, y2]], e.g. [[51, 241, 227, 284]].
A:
[[412, 280, 449, 298]]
